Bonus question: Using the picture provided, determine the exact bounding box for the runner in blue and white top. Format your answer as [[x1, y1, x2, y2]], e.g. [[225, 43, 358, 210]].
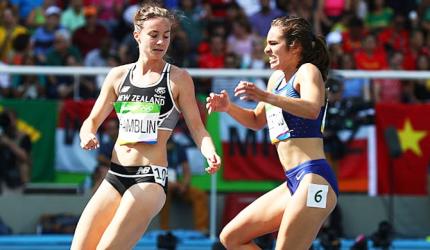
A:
[[207, 16, 338, 250]]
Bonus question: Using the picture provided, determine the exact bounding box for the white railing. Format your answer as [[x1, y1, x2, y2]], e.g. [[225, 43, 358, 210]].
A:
[[2, 65, 430, 79]]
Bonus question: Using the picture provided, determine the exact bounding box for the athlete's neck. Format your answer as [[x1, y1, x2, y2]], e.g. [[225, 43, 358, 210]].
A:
[[135, 59, 166, 75]]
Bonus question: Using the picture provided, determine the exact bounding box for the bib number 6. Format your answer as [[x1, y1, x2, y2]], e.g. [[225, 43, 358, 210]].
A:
[[314, 190, 323, 203], [307, 184, 329, 208]]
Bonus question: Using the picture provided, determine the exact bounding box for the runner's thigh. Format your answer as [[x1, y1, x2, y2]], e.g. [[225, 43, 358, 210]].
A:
[[276, 174, 337, 250], [71, 180, 121, 250], [97, 182, 166, 250], [221, 183, 291, 244]]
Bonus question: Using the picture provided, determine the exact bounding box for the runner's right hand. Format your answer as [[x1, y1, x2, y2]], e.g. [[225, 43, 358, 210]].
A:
[[206, 90, 231, 114], [80, 132, 99, 150]]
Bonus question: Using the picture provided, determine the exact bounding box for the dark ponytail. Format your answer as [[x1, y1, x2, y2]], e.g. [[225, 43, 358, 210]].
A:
[[272, 16, 330, 81], [301, 35, 330, 81]]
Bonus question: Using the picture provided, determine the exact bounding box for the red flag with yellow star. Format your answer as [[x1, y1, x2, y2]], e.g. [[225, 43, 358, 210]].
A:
[[376, 104, 430, 195]]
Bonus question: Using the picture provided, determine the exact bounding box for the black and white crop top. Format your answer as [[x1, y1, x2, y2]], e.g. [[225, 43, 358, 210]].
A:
[[114, 63, 180, 144]]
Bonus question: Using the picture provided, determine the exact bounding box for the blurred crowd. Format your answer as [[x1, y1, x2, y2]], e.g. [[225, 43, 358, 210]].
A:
[[0, 0, 430, 239], [0, 0, 428, 102]]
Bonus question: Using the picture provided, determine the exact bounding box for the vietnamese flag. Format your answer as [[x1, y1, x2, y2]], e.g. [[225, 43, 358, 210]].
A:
[[376, 104, 430, 195]]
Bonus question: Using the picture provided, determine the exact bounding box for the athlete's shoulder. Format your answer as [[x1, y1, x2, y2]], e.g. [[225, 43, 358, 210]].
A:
[[267, 70, 285, 89], [169, 64, 192, 83], [297, 63, 320, 75], [107, 63, 133, 80]]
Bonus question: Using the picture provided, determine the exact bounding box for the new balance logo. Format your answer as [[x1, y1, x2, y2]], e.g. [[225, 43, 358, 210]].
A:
[[154, 87, 166, 95], [121, 86, 131, 93], [136, 166, 151, 175]]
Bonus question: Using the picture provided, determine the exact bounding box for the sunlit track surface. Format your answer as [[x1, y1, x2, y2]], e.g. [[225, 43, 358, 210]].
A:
[[1, 234, 430, 250]]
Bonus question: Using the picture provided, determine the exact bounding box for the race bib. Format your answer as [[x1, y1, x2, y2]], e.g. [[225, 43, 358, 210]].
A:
[[306, 183, 328, 208], [265, 103, 291, 143], [152, 166, 168, 187], [113, 101, 161, 144]]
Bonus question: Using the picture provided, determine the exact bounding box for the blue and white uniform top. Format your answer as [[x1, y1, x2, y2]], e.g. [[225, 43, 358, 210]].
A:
[[114, 63, 180, 145], [265, 73, 327, 144]]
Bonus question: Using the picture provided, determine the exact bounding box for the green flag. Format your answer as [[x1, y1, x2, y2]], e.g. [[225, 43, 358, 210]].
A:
[[0, 99, 58, 182]]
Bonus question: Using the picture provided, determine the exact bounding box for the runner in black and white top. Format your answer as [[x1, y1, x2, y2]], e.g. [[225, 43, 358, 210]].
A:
[[71, 4, 221, 250]]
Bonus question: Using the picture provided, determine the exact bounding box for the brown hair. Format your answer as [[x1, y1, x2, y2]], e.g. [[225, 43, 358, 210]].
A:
[[271, 16, 330, 81], [133, 2, 175, 32]]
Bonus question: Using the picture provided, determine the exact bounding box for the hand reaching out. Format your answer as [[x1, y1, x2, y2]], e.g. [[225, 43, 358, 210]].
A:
[[206, 90, 231, 114], [234, 81, 268, 102]]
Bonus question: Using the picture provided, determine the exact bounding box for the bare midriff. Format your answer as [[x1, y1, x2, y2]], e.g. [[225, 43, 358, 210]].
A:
[[275, 138, 326, 171], [111, 130, 173, 167]]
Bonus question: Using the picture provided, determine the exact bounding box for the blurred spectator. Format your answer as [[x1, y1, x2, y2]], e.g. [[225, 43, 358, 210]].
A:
[[326, 31, 344, 68], [97, 119, 118, 167], [241, 37, 267, 70], [9, 0, 44, 23], [176, 0, 207, 53], [6, 33, 46, 99], [413, 54, 430, 102], [364, 0, 394, 32], [159, 139, 209, 234], [45, 29, 82, 99], [249, 0, 283, 37], [426, 32, 430, 52], [11, 53, 46, 99], [205, 0, 232, 19], [377, 12, 410, 55], [167, 24, 192, 67], [197, 34, 226, 94], [341, 15, 367, 54], [315, 0, 350, 35], [0, 108, 32, 194], [353, 34, 388, 70], [418, 0, 430, 34], [224, 2, 248, 34], [90, 164, 109, 194], [72, 5, 109, 57], [285, 0, 315, 24], [403, 30, 428, 70], [0, 7, 28, 61], [118, 16, 138, 64], [31, 5, 65, 64], [84, 37, 115, 67], [329, 10, 356, 34], [84, 37, 118, 89], [387, 0, 417, 17], [372, 52, 404, 103], [6, 33, 31, 65], [226, 18, 256, 59], [60, 0, 86, 32], [86, 0, 123, 33], [198, 34, 225, 69], [26, 0, 57, 31], [339, 53, 371, 101]]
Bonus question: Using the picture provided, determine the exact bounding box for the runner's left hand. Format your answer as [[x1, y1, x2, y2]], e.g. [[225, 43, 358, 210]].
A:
[[234, 81, 268, 102], [205, 153, 221, 174]]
